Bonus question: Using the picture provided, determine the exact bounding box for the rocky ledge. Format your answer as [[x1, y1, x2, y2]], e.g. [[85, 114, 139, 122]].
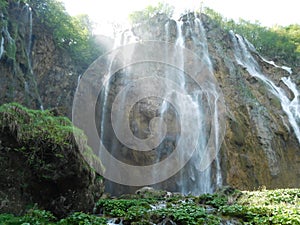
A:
[[0, 103, 104, 217]]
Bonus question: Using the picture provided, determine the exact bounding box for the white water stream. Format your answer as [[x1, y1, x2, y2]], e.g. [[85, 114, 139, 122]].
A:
[[231, 31, 300, 144]]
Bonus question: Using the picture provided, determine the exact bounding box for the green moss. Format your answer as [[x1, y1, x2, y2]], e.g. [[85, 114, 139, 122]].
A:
[[0, 102, 75, 146], [5, 38, 16, 61], [0, 102, 104, 173]]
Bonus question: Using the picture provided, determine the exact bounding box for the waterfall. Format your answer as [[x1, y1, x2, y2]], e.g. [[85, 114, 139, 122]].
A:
[[0, 12, 5, 60], [27, 6, 33, 57], [22, 3, 44, 110], [151, 15, 224, 194], [231, 31, 300, 144], [196, 17, 223, 189], [22, 3, 33, 58], [74, 13, 226, 196], [0, 35, 4, 59], [2, 25, 14, 45]]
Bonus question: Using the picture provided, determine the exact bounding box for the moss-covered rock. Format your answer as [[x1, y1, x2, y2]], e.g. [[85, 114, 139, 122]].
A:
[[0, 103, 104, 217]]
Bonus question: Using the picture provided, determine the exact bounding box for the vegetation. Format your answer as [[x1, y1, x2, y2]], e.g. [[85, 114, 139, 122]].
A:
[[0, 102, 104, 173], [0, 209, 107, 225], [0, 102, 77, 146], [27, 0, 102, 69], [129, 2, 174, 25], [203, 7, 300, 66], [95, 188, 300, 224], [0, 0, 103, 71], [1, 188, 299, 224]]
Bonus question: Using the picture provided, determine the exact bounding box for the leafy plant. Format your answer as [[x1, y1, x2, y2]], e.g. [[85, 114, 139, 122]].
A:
[[95, 198, 153, 217], [58, 212, 107, 225], [153, 203, 211, 225], [0, 210, 56, 225]]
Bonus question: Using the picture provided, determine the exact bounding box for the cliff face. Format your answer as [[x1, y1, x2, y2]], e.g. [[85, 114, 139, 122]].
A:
[[0, 2, 105, 216], [202, 17, 299, 189], [0, 1, 78, 116], [130, 13, 300, 190], [0, 1, 299, 194]]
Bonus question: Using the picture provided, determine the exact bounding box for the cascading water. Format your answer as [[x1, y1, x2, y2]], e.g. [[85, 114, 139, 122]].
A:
[[195, 16, 223, 189], [21, 3, 44, 110], [149, 14, 224, 194], [169, 18, 216, 194], [21, 3, 33, 58], [231, 31, 300, 144], [22, 3, 33, 66], [74, 13, 226, 196], [0, 35, 4, 60]]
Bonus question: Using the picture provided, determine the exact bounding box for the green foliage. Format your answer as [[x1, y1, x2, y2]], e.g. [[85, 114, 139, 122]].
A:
[[129, 2, 174, 24], [25, 0, 102, 70], [154, 203, 218, 225], [22, 209, 57, 224], [198, 193, 228, 208], [0, 103, 104, 174], [0, 210, 107, 225], [0, 214, 24, 225], [204, 7, 300, 66], [220, 189, 300, 224], [95, 198, 153, 217], [0, 102, 75, 146], [0, 189, 300, 224], [0, 209, 56, 225], [0, 0, 7, 11], [58, 212, 107, 225]]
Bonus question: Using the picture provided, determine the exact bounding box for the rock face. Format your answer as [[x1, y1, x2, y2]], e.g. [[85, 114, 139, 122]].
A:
[[0, 1, 78, 116], [130, 13, 300, 190], [0, 1, 299, 197], [0, 103, 104, 217], [199, 15, 299, 190], [94, 12, 300, 194]]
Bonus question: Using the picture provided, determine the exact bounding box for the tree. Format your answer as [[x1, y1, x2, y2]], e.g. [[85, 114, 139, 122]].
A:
[[25, 0, 103, 70], [203, 7, 300, 66], [129, 2, 174, 25]]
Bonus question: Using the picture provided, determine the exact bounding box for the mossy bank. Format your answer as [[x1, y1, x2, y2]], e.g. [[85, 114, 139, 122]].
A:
[[0, 103, 104, 217]]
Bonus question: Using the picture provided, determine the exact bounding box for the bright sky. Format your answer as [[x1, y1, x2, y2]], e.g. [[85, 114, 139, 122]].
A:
[[61, 0, 300, 36]]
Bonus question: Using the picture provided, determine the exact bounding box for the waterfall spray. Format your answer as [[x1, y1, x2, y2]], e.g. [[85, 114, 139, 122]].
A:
[[231, 32, 300, 144], [73, 13, 226, 196], [0, 35, 4, 60]]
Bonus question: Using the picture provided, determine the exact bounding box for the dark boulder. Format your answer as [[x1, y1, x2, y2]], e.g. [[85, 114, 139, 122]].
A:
[[0, 103, 104, 217]]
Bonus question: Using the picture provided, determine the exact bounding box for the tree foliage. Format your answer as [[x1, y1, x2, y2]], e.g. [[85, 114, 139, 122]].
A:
[[21, 0, 102, 70], [129, 2, 174, 25], [204, 7, 300, 66]]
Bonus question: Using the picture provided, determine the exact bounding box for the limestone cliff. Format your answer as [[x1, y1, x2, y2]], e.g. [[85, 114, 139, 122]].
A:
[[86, 12, 299, 195], [129, 13, 300, 191], [0, 1, 78, 116]]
